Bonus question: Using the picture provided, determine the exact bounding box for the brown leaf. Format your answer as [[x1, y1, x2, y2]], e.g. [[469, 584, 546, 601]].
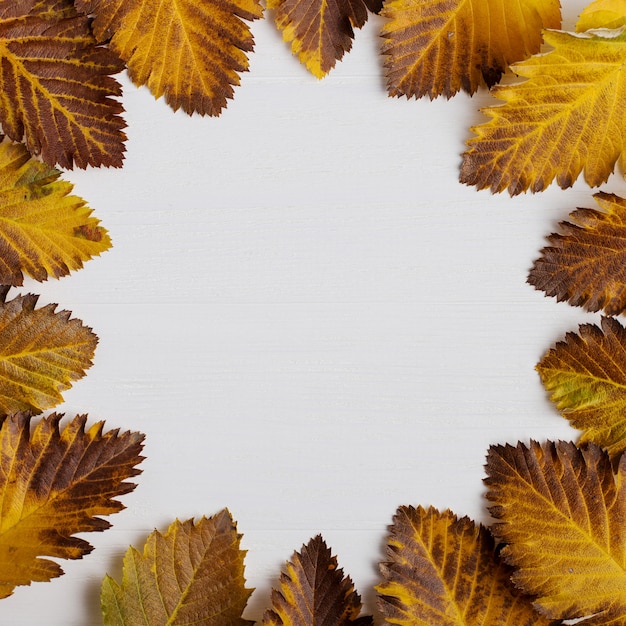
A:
[[0, 293, 97, 414], [529, 192, 626, 315], [0, 0, 126, 168], [485, 440, 626, 624], [263, 535, 373, 625], [102, 510, 253, 626], [0, 412, 144, 598], [376, 505, 549, 625]]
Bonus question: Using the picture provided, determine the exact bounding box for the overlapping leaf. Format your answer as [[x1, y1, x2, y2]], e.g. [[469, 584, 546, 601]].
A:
[[0, 293, 97, 414], [263, 535, 373, 625], [577, 0, 626, 31], [380, 0, 560, 99], [102, 510, 253, 626], [537, 317, 626, 461], [485, 440, 626, 624], [0, 412, 144, 598], [0, 138, 111, 285], [268, 0, 381, 78], [461, 29, 626, 194], [376, 505, 548, 625], [528, 192, 626, 315], [75, 0, 263, 116], [0, 0, 126, 168]]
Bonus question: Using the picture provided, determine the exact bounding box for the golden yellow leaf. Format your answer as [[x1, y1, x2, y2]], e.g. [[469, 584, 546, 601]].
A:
[[485, 440, 626, 624], [380, 0, 560, 99], [0, 412, 144, 598], [263, 535, 373, 625], [0, 293, 97, 414], [528, 192, 626, 315], [461, 29, 626, 194], [75, 0, 263, 116], [268, 0, 379, 78], [577, 0, 626, 31], [101, 510, 253, 626], [0, 0, 126, 169], [376, 505, 548, 626], [537, 317, 626, 463], [0, 138, 111, 286]]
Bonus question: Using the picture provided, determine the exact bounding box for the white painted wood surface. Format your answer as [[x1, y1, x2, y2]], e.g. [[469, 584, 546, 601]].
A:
[[3, 2, 612, 623]]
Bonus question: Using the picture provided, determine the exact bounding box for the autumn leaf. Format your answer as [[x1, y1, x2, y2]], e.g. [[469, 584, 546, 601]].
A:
[[0, 0, 126, 169], [0, 293, 97, 414], [461, 29, 626, 195], [102, 510, 253, 626], [0, 412, 144, 598], [268, 0, 380, 78], [263, 535, 373, 625], [528, 192, 626, 315], [376, 505, 548, 626], [380, 0, 560, 99], [75, 0, 263, 116], [536, 317, 626, 462], [485, 440, 626, 624], [0, 138, 111, 286], [577, 0, 626, 31]]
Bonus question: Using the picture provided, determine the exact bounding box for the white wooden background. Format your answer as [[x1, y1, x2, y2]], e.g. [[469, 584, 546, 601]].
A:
[[3, 1, 614, 623]]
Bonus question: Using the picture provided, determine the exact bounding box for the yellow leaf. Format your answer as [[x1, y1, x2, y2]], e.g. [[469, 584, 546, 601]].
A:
[[380, 0, 560, 99], [0, 0, 126, 169], [268, 0, 379, 78], [0, 412, 144, 598], [577, 0, 626, 31], [263, 535, 372, 625], [461, 30, 626, 194], [75, 0, 263, 116], [0, 293, 97, 414], [376, 506, 549, 626], [528, 192, 626, 315], [485, 440, 626, 624], [0, 138, 111, 286], [537, 317, 626, 463], [102, 510, 253, 626]]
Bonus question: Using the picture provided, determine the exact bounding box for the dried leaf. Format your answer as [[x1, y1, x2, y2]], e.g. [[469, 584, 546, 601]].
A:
[[461, 29, 626, 194], [0, 293, 97, 414], [376, 505, 548, 626], [102, 510, 253, 626], [263, 535, 373, 625], [537, 317, 626, 463], [485, 440, 626, 624], [268, 0, 380, 78], [0, 412, 144, 598], [528, 192, 626, 315], [380, 0, 560, 99], [0, 0, 126, 168], [0, 138, 111, 286], [75, 0, 263, 116], [577, 0, 626, 31]]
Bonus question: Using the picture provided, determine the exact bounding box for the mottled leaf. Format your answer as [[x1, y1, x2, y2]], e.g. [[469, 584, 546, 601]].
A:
[[268, 0, 379, 78], [461, 29, 626, 194], [485, 440, 626, 624], [537, 317, 626, 462], [0, 0, 126, 168], [528, 192, 626, 315], [0, 293, 97, 414], [0, 412, 144, 598], [0, 138, 111, 286], [263, 535, 373, 625], [380, 0, 560, 99], [75, 0, 263, 116], [577, 0, 626, 31], [102, 510, 253, 626], [376, 505, 548, 626]]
